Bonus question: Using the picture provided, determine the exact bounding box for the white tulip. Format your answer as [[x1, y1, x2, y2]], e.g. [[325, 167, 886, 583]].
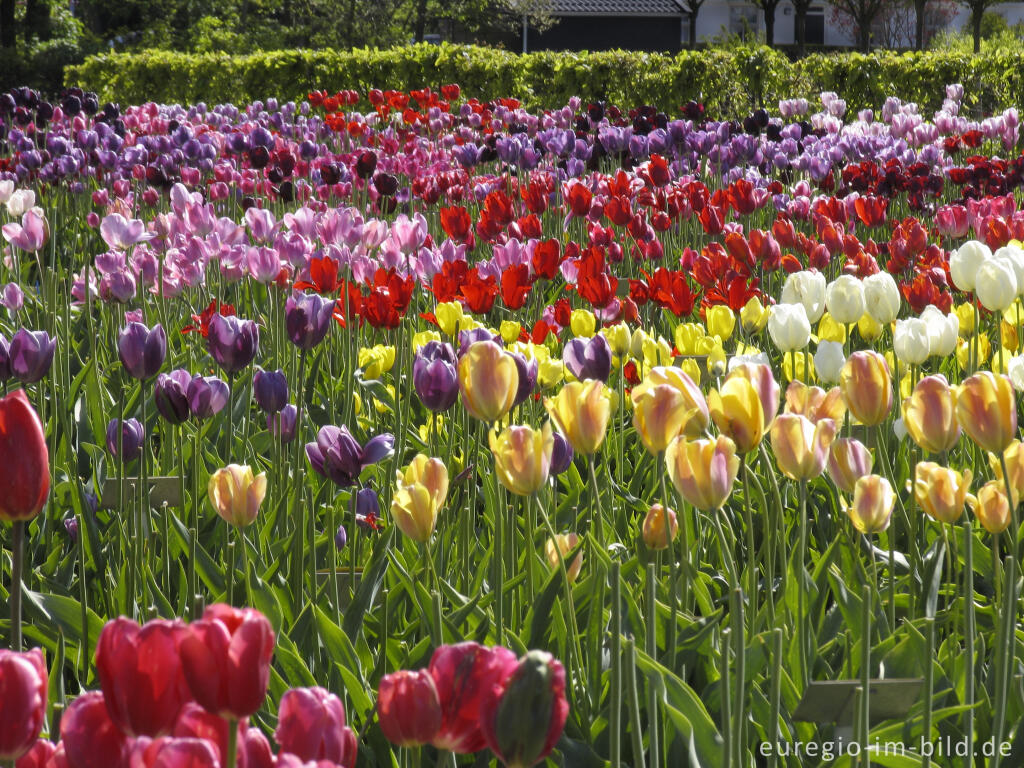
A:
[[1008, 355, 1024, 391], [0, 180, 14, 205], [5, 188, 34, 218], [950, 240, 991, 292], [825, 275, 866, 325], [919, 305, 959, 357], [975, 257, 1018, 312], [768, 303, 811, 352], [814, 341, 846, 383], [862, 271, 900, 324], [893, 317, 930, 365], [993, 245, 1024, 296], [781, 270, 827, 323]]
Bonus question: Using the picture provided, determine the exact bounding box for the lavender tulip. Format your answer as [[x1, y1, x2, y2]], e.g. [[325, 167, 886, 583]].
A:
[[562, 334, 612, 383], [413, 341, 459, 413], [187, 374, 230, 419], [305, 425, 394, 488], [118, 322, 166, 380], [9, 328, 55, 383], [106, 418, 145, 462], [207, 314, 259, 374], [334, 525, 347, 550], [511, 352, 538, 408], [253, 368, 288, 414], [285, 291, 334, 350], [154, 369, 192, 424]]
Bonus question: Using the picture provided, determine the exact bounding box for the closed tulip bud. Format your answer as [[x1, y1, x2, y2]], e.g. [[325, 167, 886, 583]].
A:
[[206, 314, 259, 375], [285, 291, 334, 350], [740, 296, 769, 333], [252, 368, 288, 414], [490, 423, 553, 496], [562, 334, 611, 383], [727, 363, 780, 432], [708, 376, 764, 454], [862, 271, 900, 324], [825, 275, 865, 325], [154, 369, 192, 424], [0, 648, 46, 760], [1009, 355, 1024, 391], [840, 351, 892, 426], [642, 504, 678, 550], [569, 308, 596, 337], [771, 413, 837, 481], [117, 322, 167, 381], [550, 431, 574, 475], [705, 305, 735, 340], [207, 464, 266, 528], [893, 318, 929, 365], [827, 437, 873, 494], [14, 739, 54, 768], [665, 434, 739, 511], [781, 270, 826, 323], [479, 650, 569, 768], [817, 312, 846, 344], [632, 366, 708, 437], [975, 257, 1018, 312], [275, 687, 358, 766], [603, 322, 631, 356], [414, 341, 459, 413], [510, 352, 538, 408], [768, 303, 811, 352], [971, 481, 1012, 534], [187, 375, 229, 420], [858, 312, 883, 341], [9, 329, 54, 384], [106, 418, 145, 462], [268, 403, 298, 443], [60, 691, 129, 768], [435, 301, 464, 336], [844, 475, 895, 534], [955, 371, 1017, 453], [955, 302, 976, 336], [459, 341, 518, 422], [950, 240, 991, 292], [391, 454, 448, 542], [814, 341, 846, 384], [785, 380, 846, 425], [377, 670, 442, 748], [545, 533, 582, 582], [957, 334, 991, 369], [631, 384, 691, 455], [0, 390, 49, 522], [544, 379, 610, 455], [920, 305, 959, 357], [902, 375, 960, 453], [915, 462, 971, 524], [128, 736, 219, 767]]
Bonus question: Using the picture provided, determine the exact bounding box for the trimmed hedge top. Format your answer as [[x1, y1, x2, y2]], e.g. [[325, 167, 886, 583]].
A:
[[65, 43, 1024, 116]]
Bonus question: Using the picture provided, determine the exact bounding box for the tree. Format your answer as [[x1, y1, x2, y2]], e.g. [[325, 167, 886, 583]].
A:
[[749, 0, 782, 46], [830, 0, 886, 50], [680, 0, 705, 49], [791, 0, 813, 56], [1, 0, 14, 50], [958, 0, 1009, 52]]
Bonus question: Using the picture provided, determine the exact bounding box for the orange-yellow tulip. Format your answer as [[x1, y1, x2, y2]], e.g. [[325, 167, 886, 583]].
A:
[[954, 371, 1017, 454], [827, 438, 873, 495], [665, 434, 740, 511], [770, 413, 838, 481], [914, 462, 971, 525], [728, 363, 780, 431], [458, 340, 519, 422], [844, 475, 895, 534], [632, 366, 708, 437], [989, 439, 1024, 508], [902, 374, 960, 454], [641, 504, 678, 550], [544, 379, 610, 455], [545, 533, 583, 582], [784, 380, 846, 425], [970, 481, 1012, 534], [839, 350, 892, 426], [631, 384, 691, 454], [708, 376, 764, 454], [489, 423, 553, 496]]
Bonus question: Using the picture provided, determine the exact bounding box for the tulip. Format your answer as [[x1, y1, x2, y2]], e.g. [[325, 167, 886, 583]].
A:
[[839, 351, 892, 427], [377, 670, 443, 747], [106, 418, 145, 462], [631, 384, 691, 455], [544, 379, 610, 455], [545, 533, 583, 582], [768, 303, 811, 352], [955, 371, 1017, 454], [413, 341, 459, 413], [770, 414, 837, 481], [902, 375, 960, 453], [919, 305, 959, 357], [0, 335, 9, 383], [155, 369, 192, 424], [391, 454, 448, 542], [510, 352, 538, 408], [429, 642, 519, 754], [740, 296, 769, 333], [915, 462, 971, 524], [827, 438, 873, 495], [285, 292, 334, 350], [603, 322, 631, 356], [95, 617, 191, 737], [781, 270, 826, 322], [893, 318, 929, 365], [268, 403, 298, 443], [550, 431, 574, 475], [59, 691, 129, 768], [631, 366, 708, 437], [206, 314, 259, 375], [459, 341, 518, 422], [13, 739, 54, 768], [825, 275, 865, 325], [252, 369, 288, 414], [479, 650, 568, 768], [0, 648, 46, 760], [172, 701, 246, 763], [665, 435, 739, 511], [490, 423, 553, 496], [991, 439, 1024, 508], [642, 504, 678, 550], [274, 687, 358, 766], [975, 257, 1018, 312], [0, 390, 49, 522], [8, 329, 54, 384], [117, 323, 166, 381], [306, 425, 394, 488], [708, 376, 764, 454], [179, 604, 274, 721], [129, 736, 220, 767], [950, 240, 991, 292], [458, 328, 502, 357], [207, 464, 266, 528], [862, 271, 900, 324], [187, 375, 230, 419], [844, 475, 895, 534], [814, 341, 846, 384], [971, 481, 1012, 534], [706, 305, 735, 340], [561, 333, 612, 383]]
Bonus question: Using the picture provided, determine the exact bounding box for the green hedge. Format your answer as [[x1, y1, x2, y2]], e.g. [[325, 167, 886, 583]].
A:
[[64, 43, 1024, 116]]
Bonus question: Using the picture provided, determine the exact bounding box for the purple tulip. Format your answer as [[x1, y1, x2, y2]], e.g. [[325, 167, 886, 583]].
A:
[[562, 334, 611, 383], [64, 516, 79, 543], [284, 291, 334, 350], [106, 417, 145, 462], [0, 334, 10, 382], [154, 368, 192, 424], [268, 404, 298, 443], [187, 374, 230, 419], [253, 368, 288, 414], [117, 322, 166, 380], [458, 328, 501, 357], [207, 314, 259, 374], [334, 525, 347, 550], [551, 431, 574, 475], [2, 282, 23, 313], [511, 352, 538, 408], [413, 341, 459, 413], [9, 328, 55, 383], [356, 487, 382, 531], [305, 425, 394, 488]]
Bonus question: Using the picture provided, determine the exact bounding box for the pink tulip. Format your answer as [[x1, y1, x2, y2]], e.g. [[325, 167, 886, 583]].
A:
[[2, 211, 47, 253], [100, 213, 153, 250], [274, 687, 357, 766], [0, 648, 47, 761]]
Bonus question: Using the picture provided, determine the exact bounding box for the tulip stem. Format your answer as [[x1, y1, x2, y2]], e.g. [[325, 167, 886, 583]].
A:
[[798, 479, 809, 688], [609, 560, 622, 768], [657, 460, 679, 670], [225, 718, 238, 768], [860, 584, 871, 768], [588, 455, 604, 546], [963, 520, 975, 763], [740, 455, 756, 637], [291, 349, 309, 607], [9, 520, 23, 651]]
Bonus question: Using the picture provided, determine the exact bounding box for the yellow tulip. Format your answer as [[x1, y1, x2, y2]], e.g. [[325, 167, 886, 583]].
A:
[[782, 350, 815, 382], [435, 301, 464, 336], [537, 357, 564, 389], [489, 422, 553, 496], [500, 320, 522, 344], [784, 380, 846, 425], [208, 464, 267, 528], [844, 475, 895, 534], [970, 481, 1012, 534], [1002, 321, 1019, 353], [708, 376, 764, 454], [902, 375, 960, 454], [642, 335, 674, 369], [642, 504, 678, 550], [674, 323, 704, 356], [412, 330, 441, 349], [458, 341, 519, 422], [706, 306, 736, 341], [570, 309, 596, 337], [358, 344, 396, 380], [816, 312, 847, 343], [839, 351, 892, 426], [956, 335, 990, 369], [954, 302, 975, 337], [914, 462, 971, 525], [770, 413, 837, 481], [988, 439, 1024, 508], [680, 358, 703, 389], [665, 434, 739, 511], [857, 312, 883, 342], [629, 328, 650, 360], [632, 366, 709, 438], [391, 454, 448, 542], [545, 379, 610, 455], [740, 296, 769, 334], [727, 363, 780, 432], [603, 323, 631, 356], [706, 344, 727, 377], [954, 371, 1017, 454], [545, 533, 582, 582], [632, 383, 691, 455]]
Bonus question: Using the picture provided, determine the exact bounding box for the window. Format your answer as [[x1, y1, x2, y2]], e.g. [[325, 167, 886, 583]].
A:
[[730, 5, 759, 39], [806, 6, 825, 46]]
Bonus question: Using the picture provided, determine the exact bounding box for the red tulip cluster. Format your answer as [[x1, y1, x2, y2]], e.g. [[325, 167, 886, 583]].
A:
[[376, 642, 568, 768]]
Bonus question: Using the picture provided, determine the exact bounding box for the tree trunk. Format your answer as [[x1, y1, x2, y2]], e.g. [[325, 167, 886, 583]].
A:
[[764, 3, 776, 47], [0, 0, 15, 50], [972, 9, 982, 54], [345, 0, 356, 47], [859, 14, 871, 51], [414, 0, 428, 42], [795, 6, 806, 57], [23, 0, 49, 44], [914, 0, 927, 50], [689, 10, 698, 49]]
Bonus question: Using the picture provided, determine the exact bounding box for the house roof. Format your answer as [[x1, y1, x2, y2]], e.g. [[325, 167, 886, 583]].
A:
[[548, 0, 686, 16]]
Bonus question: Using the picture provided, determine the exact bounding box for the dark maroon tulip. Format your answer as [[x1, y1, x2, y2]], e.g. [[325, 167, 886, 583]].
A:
[[59, 691, 129, 768], [284, 292, 334, 350], [154, 369, 192, 425], [118, 322, 167, 380], [510, 352, 538, 408], [562, 334, 611, 382], [0, 648, 47, 760], [0, 334, 11, 382], [306, 426, 393, 488], [274, 687, 357, 766], [179, 604, 275, 721], [413, 341, 458, 413], [94, 617, 192, 738], [267, 403, 298, 443], [354, 151, 377, 179], [252, 369, 288, 414], [8, 329, 54, 384], [372, 172, 398, 197], [550, 431, 574, 475], [13, 738, 54, 768], [206, 314, 258, 375], [377, 669, 442, 748], [187, 375, 229, 420], [106, 418, 144, 462]]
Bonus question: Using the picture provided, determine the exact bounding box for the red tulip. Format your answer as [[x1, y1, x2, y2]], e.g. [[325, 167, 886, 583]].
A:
[[172, 702, 243, 766], [428, 642, 518, 754], [60, 692, 129, 768], [14, 739, 54, 768], [376, 670, 442, 748], [0, 390, 49, 522], [179, 604, 274, 721], [95, 617, 192, 737], [274, 687, 357, 766], [239, 728, 274, 768], [127, 736, 219, 768], [0, 648, 47, 760]]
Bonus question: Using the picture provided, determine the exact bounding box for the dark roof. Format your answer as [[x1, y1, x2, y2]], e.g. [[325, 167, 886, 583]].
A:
[[549, 0, 685, 16]]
